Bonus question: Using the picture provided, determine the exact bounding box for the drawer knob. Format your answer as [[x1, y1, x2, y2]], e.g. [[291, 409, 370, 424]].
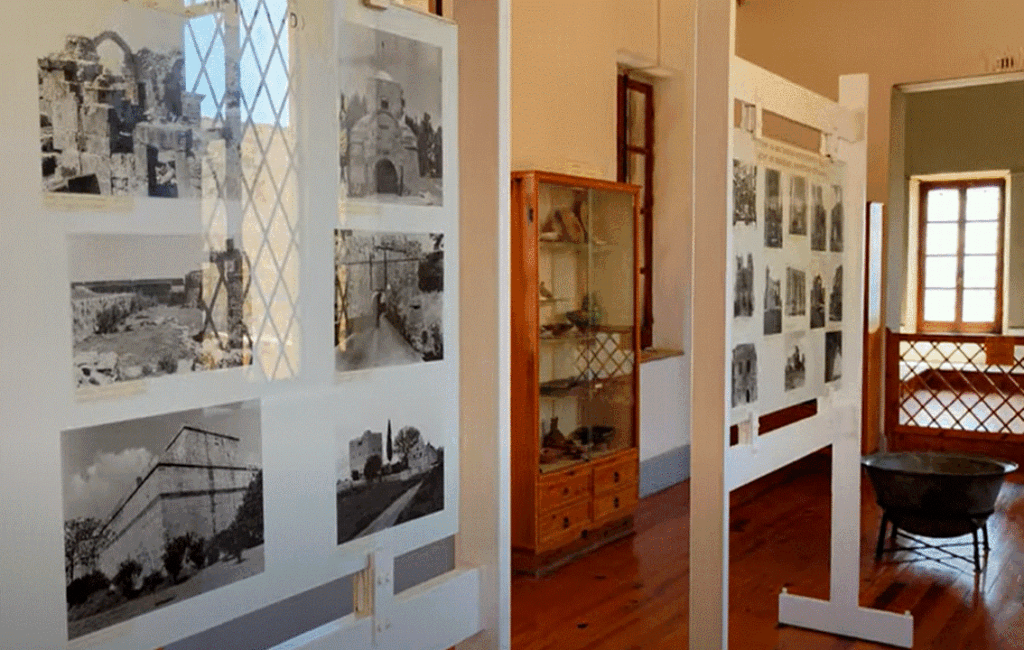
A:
[[613, 471, 620, 482], [562, 517, 570, 529], [614, 496, 620, 508]]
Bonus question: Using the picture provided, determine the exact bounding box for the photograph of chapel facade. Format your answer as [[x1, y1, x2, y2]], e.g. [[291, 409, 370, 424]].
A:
[[338, 23, 443, 205], [38, 28, 232, 198], [61, 401, 263, 639]]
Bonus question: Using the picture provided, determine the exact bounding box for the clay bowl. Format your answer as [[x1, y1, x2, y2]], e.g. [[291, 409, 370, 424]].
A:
[[541, 322, 573, 337]]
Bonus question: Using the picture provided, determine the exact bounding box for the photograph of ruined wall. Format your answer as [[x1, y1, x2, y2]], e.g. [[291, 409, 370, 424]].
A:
[[70, 234, 251, 389], [732, 343, 758, 407], [764, 167, 782, 248], [785, 267, 806, 317], [810, 272, 826, 329], [734, 253, 754, 318], [336, 418, 444, 544], [339, 23, 443, 206], [811, 183, 827, 252], [830, 183, 844, 252], [61, 400, 263, 639], [830, 265, 844, 322], [334, 230, 444, 373], [39, 29, 234, 199], [733, 159, 756, 225], [764, 265, 782, 335], [789, 175, 807, 235], [825, 331, 843, 383], [784, 332, 807, 391]]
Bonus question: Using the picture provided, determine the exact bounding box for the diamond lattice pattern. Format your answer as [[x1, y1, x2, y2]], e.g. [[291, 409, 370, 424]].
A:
[[184, 0, 298, 380], [897, 339, 1024, 434]]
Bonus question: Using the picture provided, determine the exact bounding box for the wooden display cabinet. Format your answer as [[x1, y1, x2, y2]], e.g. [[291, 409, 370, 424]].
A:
[[510, 171, 641, 574]]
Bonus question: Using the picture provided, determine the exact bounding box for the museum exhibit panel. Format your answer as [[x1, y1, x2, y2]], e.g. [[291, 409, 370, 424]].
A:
[[0, 0, 510, 648], [510, 171, 641, 574]]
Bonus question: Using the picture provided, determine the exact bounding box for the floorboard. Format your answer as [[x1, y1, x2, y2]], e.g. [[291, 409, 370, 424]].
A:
[[511, 454, 1024, 649]]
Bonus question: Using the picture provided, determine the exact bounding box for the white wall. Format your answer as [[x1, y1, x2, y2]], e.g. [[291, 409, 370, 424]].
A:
[[511, 0, 696, 457]]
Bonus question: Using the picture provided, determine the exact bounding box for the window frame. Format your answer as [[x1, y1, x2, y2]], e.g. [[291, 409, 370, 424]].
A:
[[617, 73, 654, 349], [916, 177, 1005, 334]]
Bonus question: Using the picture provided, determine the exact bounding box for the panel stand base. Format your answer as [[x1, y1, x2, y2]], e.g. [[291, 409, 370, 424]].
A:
[[779, 592, 913, 648]]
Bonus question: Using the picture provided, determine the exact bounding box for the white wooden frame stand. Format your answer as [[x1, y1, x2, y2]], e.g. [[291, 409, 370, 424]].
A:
[[689, 2, 913, 646]]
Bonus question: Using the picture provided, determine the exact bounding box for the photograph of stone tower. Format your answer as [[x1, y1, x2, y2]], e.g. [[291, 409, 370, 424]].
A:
[[338, 22, 443, 206], [61, 400, 262, 640], [336, 416, 444, 545], [69, 233, 252, 389], [38, 27, 234, 199]]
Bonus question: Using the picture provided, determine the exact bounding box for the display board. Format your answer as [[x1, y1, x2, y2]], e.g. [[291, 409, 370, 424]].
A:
[[730, 133, 846, 422], [723, 59, 914, 648], [0, 1, 465, 649]]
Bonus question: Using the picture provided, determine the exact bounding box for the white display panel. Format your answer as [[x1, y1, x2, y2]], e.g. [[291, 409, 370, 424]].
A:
[[729, 132, 845, 422], [0, 0, 462, 648]]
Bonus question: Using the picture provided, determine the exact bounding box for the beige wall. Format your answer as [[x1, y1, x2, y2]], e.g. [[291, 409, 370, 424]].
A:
[[510, 0, 696, 459], [736, 0, 1024, 204], [511, 0, 694, 352]]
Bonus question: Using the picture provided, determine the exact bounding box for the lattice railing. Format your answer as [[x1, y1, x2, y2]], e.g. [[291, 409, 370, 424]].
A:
[[885, 331, 1024, 439]]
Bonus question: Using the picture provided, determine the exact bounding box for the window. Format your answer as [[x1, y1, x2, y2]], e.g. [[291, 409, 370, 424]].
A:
[[917, 178, 1005, 333], [617, 73, 654, 348]]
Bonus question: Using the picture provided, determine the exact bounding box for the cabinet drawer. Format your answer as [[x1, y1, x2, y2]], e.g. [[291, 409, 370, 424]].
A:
[[538, 500, 591, 548], [538, 470, 591, 513], [593, 458, 637, 494], [593, 485, 637, 522]]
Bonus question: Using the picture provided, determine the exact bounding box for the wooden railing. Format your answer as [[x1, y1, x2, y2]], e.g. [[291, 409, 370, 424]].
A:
[[885, 329, 1024, 464]]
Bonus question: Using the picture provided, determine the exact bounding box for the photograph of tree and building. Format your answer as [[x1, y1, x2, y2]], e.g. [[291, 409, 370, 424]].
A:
[[334, 229, 444, 372], [70, 233, 251, 389], [338, 22, 443, 205], [61, 400, 263, 639], [38, 20, 236, 199], [335, 416, 444, 545]]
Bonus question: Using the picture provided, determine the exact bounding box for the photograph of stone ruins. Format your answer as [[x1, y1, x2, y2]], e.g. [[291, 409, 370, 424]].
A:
[[71, 234, 251, 389], [39, 30, 231, 198], [334, 230, 444, 372], [62, 402, 263, 639]]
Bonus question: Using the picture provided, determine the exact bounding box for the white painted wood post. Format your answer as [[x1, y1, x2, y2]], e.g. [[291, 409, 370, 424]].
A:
[[688, 0, 735, 648]]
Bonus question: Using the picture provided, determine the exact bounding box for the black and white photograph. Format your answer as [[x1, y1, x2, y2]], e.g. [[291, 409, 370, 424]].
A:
[[810, 270, 826, 329], [70, 234, 251, 389], [764, 167, 783, 248], [830, 265, 843, 322], [811, 183, 827, 251], [335, 230, 444, 372], [785, 266, 806, 317], [39, 21, 235, 199], [733, 159, 756, 225], [336, 417, 444, 545], [825, 331, 843, 382], [830, 184, 844, 252], [61, 400, 263, 640], [732, 343, 758, 407], [734, 253, 754, 318], [339, 22, 443, 206], [784, 332, 807, 391], [789, 175, 807, 235], [763, 265, 782, 335]]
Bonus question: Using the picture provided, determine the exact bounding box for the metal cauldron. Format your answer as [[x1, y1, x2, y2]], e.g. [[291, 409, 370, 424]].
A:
[[863, 451, 1017, 537]]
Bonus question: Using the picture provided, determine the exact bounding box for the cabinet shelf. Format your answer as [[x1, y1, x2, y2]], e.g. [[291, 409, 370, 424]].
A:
[[511, 169, 641, 575], [539, 239, 616, 252]]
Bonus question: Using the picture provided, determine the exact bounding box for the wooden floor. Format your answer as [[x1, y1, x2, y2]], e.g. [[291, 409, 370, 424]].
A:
[[511, 454, 1024, 649]]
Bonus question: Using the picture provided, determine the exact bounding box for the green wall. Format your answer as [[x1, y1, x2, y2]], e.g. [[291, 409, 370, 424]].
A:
[[903, 81, 1024, 328]]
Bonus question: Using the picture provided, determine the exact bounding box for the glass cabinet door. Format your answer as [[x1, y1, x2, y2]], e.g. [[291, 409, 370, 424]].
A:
[[535, 181, 636, 472]]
